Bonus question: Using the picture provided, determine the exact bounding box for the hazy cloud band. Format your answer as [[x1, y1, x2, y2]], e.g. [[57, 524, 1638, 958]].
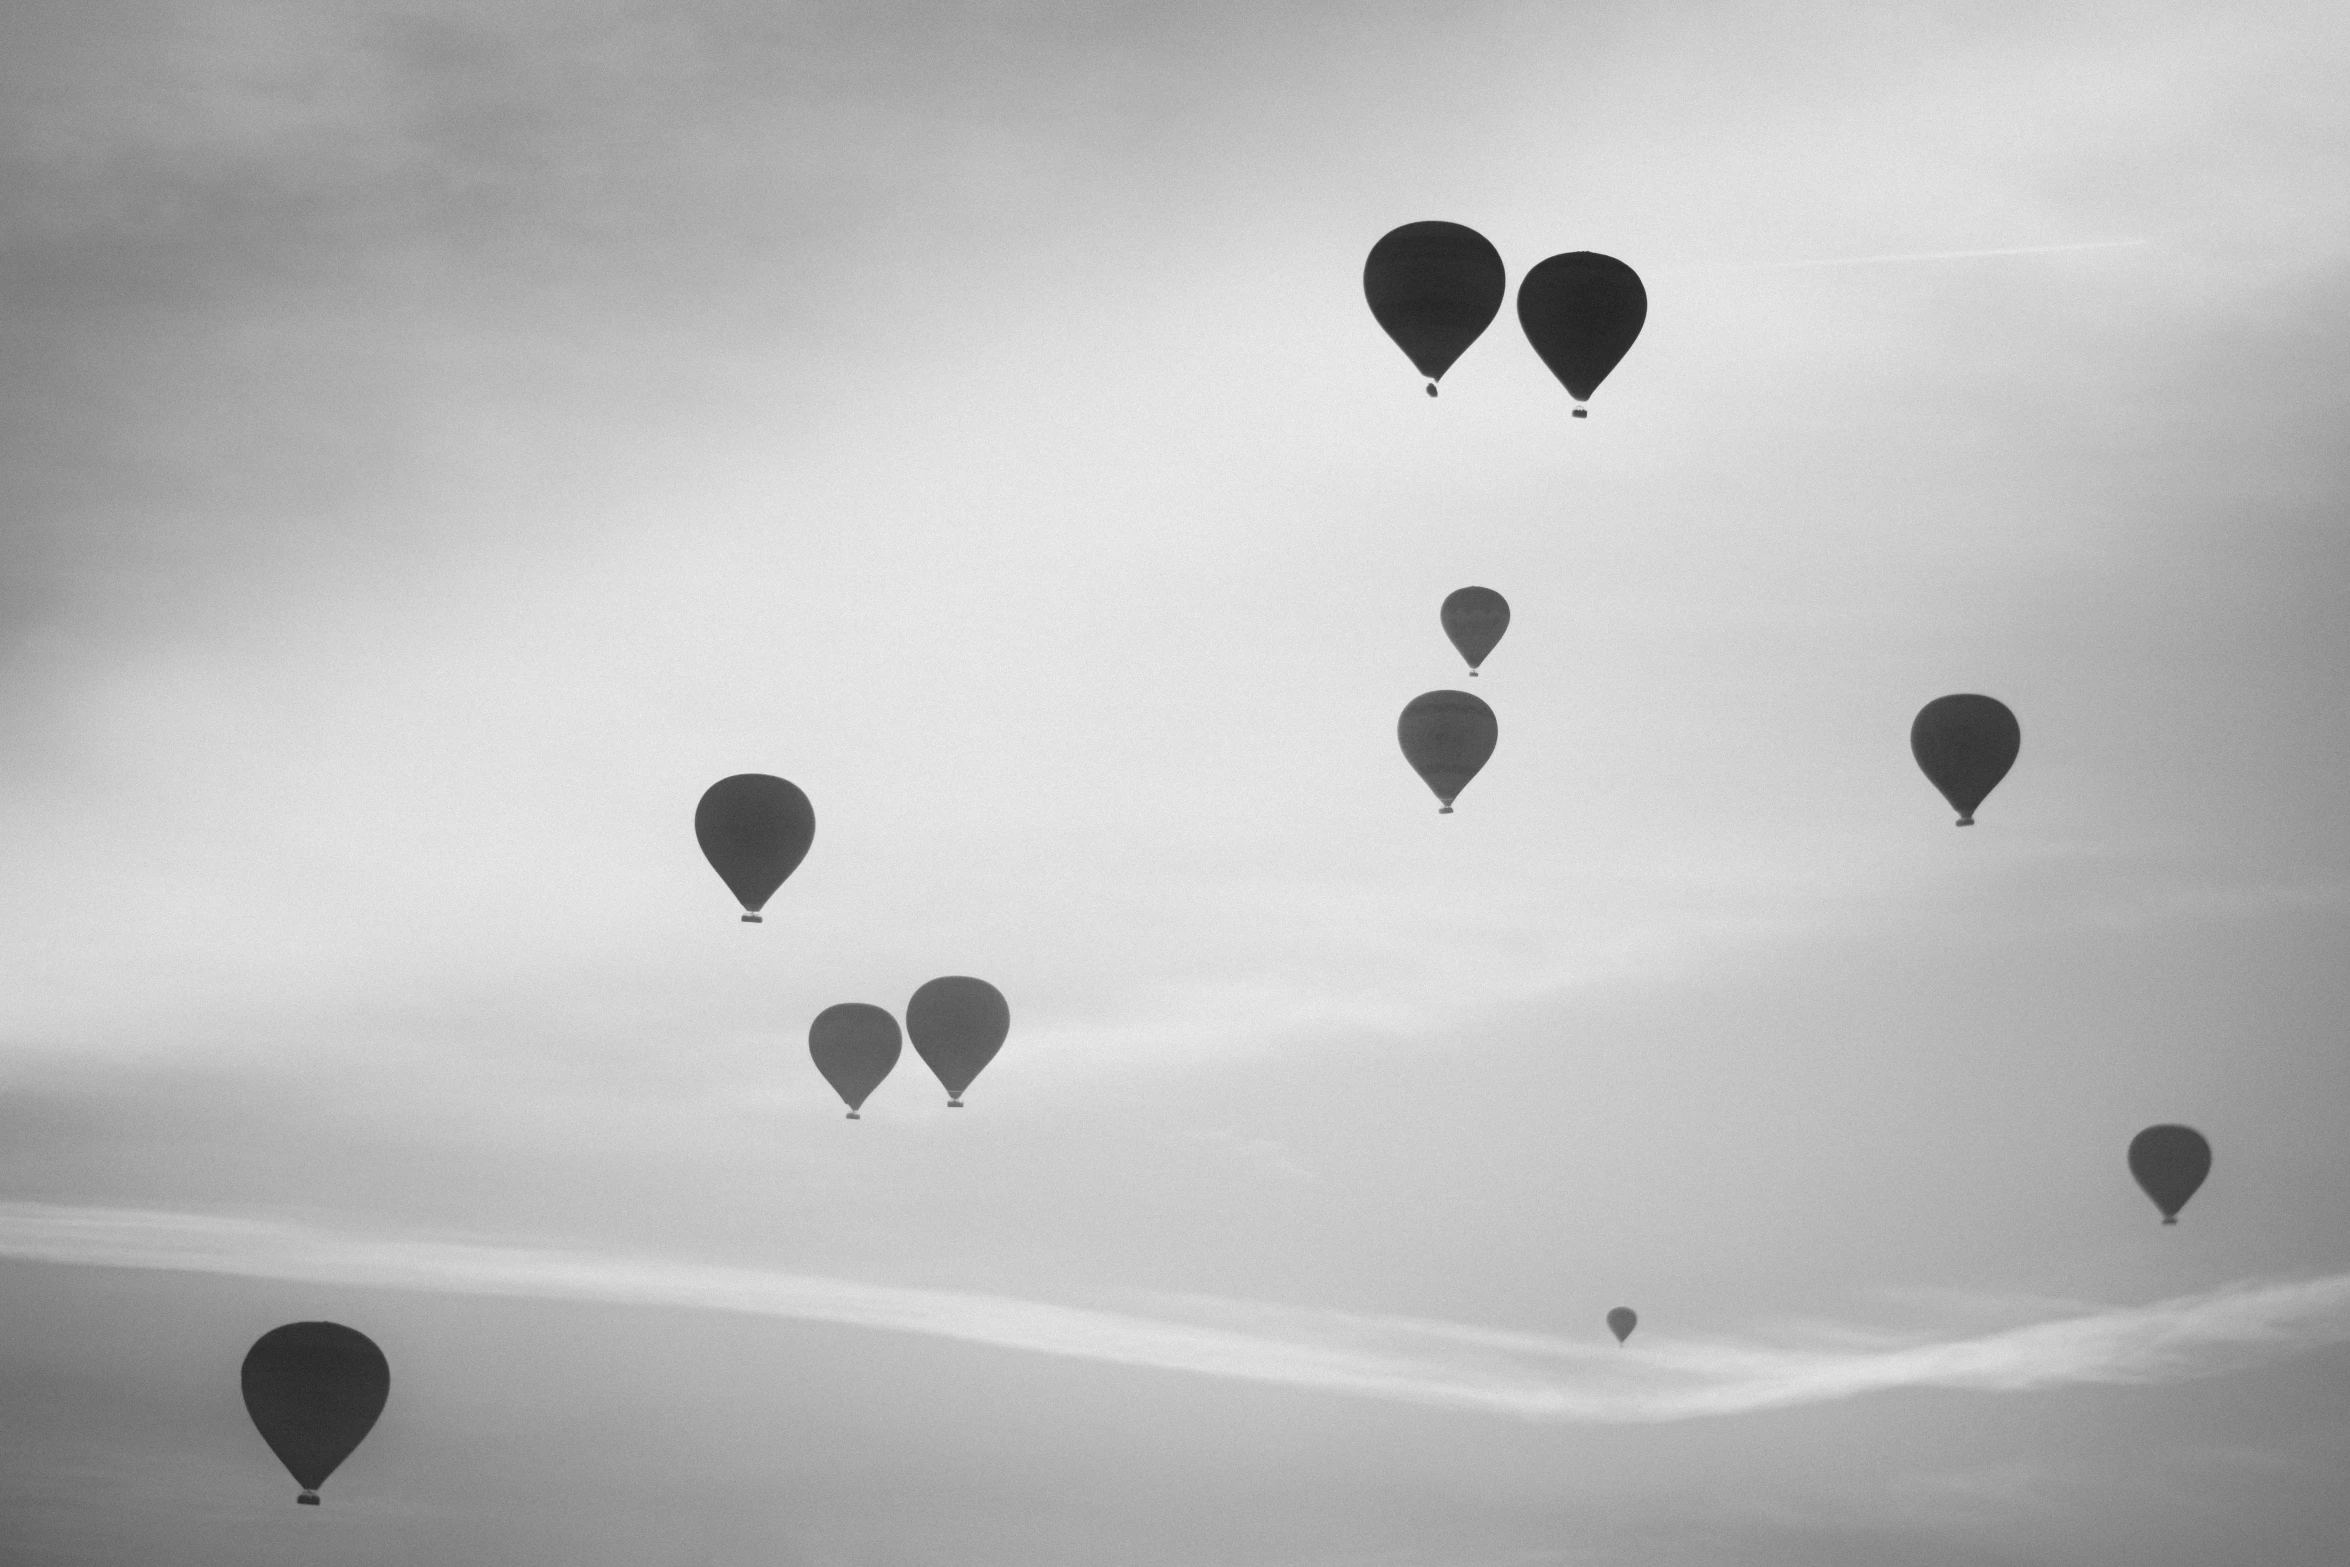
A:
[[4, 1203, 2344, 1423]]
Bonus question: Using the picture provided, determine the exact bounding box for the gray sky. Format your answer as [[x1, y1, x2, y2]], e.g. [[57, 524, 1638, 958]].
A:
[[3, 1, 2347, 1563]]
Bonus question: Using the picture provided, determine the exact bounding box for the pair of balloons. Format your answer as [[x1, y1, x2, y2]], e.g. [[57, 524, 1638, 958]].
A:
[[1405, 684, 2021, 820], [1364, 221, 1646, 415], [697, 774, 815, 921], [811, 977, 1010, 1115], [1579, 1130, 2199, 1347], [1399, 589, 1511, 812]]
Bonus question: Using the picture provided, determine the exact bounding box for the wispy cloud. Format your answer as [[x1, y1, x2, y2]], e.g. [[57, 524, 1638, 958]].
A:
[[5, 1203, 2345, 1423]]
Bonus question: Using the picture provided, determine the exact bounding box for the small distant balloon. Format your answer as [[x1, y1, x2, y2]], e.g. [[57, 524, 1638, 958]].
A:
[[695, 774, 815, 921], [1398, 690, 1496, 813], [1910, 695, 2020, 826], [1440, 587, 1510, 676], [1517, 252, 1646, 416], [907, 976, 1009, 1107], [2129, 1124, 2211, 1225], [1363, 222, 1507, 396], [1606, 1307, 1637, 1344], [809, 1003, 902, 1119], [241, 1323, 389, 1506]]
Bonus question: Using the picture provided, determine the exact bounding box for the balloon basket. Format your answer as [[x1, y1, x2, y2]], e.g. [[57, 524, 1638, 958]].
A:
[[297, 1493, 320, 1507], [846, 1111, 860, 1120], [1571, 408, 1587, 419], [2163, 1216, 2177, 1226], [1955, 818, 1974, 827], [1438, 806, 1453, 815], [948, 1099, 963, 1108], [741, 913, 763, 923], [1426, 383, 1438, 398]]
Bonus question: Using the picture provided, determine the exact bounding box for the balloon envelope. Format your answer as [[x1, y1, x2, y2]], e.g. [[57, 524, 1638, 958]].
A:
[[1363, 221, 1507, 392], [2129, 1124, 2211, 1224], [906, 976, 1009, 1105], [695, 774, 815, 918], [1440, 587, 1510, 674], [1910, 695, 2020, 825], [809, 1003, 902, 1116], [1517, 252, 1646, 406], [1398, 690, 1496, 812], [241, 1322, 389, 1504], [1606, 1307, 1637, 1344]]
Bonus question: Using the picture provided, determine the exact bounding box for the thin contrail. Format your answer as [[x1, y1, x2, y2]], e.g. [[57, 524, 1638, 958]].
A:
[[3, 1202, 2343, 1424]]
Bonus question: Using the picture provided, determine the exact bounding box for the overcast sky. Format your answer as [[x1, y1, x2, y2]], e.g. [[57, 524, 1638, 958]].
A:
[[3, 2, 2348, 1563]]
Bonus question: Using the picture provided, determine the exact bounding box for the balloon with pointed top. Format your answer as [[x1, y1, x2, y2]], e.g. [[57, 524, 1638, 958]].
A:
[[241, 1323, 389, 1506], [1441, 587, 1510, 676], [1518, 252, 1646, 415], [1606, 1307, 1637, 1345], [1364, 222, 1507, 397], [907, 976, 1009, 1107], [2129, 1124, 2211, 1225], [1910, 695, 2019, 826], [696, 774, 815, 921], [809, 1003, 902, 1119], [1398, 690, 1496, 813]]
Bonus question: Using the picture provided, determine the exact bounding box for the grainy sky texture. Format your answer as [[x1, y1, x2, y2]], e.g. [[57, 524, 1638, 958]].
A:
[[3, 2, 2348, 1563]]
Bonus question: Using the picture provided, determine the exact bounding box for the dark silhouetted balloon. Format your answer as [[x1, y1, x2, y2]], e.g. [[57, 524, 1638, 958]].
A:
[[1364, 222, 1507, 396], [2129, 1124, 2211, 1225], [1606, 1307, 1637, 1345], [809, 1003, 902, 1119], [1441, 587, 1510, 676], [1517, 252, 1646, 416], [696, 774, 814, 921], [907, 976, 1009, 1107], [1910, 695, 2020, 826], [1398, 691, 1496, 813], [241, 1323, 389, 1506]]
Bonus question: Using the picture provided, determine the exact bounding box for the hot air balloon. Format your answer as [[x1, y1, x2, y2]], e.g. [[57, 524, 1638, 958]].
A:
[[1517, 252, 1646, 417], [1363, 222, 1507, 397], [241, 1322, 389, 1506], [906, 976, 1009, 1107], [695, 774, 814, 921], [1910, 695, 2019, 826], [1398, 690, 1496, 813], [1606, 1307, 1637, 1345], [1441, 587, 1509, 676], [2129, 1125, 2211, 1225], [809, 1003, 902, 1119]]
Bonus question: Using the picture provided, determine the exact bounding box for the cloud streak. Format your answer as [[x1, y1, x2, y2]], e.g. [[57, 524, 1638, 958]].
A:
[[4, 1203, 2345, 1423]]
